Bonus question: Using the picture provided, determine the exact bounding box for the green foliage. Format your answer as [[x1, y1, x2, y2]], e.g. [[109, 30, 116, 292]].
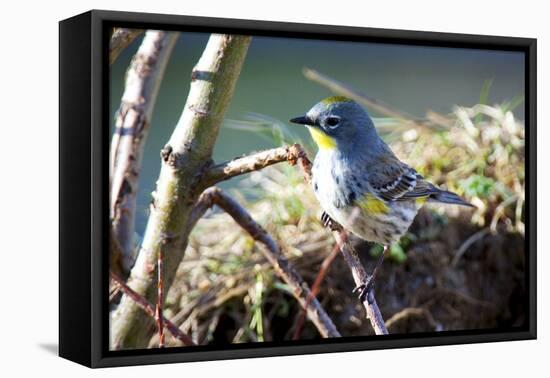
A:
[[475, 79, 493, 124], [460, 174, 496, 199], [370, 241, 408, 264], [249, 268, 265, 341]]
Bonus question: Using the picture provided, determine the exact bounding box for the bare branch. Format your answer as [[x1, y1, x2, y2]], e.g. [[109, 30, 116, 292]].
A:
[[451, 228, 489, 268], [385, 307, 438, 331], [111, 34, 251, 349], [110, 28, 144, 65], [293, 242, 340, 340], [191, 187, 341, 338], [110, 31, 179, 272], [203, 146, 292, 187], [202, 144, 312, 188], [333, 231, 388, 335], [110, 271, 195, 347]]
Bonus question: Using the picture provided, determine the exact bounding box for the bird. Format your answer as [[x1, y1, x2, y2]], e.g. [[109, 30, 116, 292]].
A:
[[289, 96, 473, 300]]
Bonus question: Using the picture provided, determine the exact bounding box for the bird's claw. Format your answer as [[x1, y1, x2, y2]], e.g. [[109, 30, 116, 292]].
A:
[[352, 275, 375, 303]]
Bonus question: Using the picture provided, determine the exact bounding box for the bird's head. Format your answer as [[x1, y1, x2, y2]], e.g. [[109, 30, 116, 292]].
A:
[[289, 96, 377, 152]]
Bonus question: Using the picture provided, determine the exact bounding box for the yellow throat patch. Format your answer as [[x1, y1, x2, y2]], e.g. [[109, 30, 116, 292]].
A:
[[357, 194, 390, 215], [308, 126, 336, 150]]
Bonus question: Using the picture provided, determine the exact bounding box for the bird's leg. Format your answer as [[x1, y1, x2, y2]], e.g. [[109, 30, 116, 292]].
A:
[[321, 211, 342, 231], [352, 245, 389, 303]]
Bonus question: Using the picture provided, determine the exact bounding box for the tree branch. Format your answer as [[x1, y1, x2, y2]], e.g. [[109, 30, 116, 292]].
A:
[[110, 28, 144, 65], [202, 144, 311, 187], [110, 34, 251, 349], [110, 271, 195, 346], [202, 146, 293, 187], [332, 231, 388, 335], [190, 187, 341, 338], [110, 31, 179, 273]]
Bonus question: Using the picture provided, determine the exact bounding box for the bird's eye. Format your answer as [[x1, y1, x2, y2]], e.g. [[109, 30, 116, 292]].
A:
[[326, 117, 340, 128]]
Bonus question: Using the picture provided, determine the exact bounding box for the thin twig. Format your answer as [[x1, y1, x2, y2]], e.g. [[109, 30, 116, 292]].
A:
[[385, 307, 438, 330], [110, 271, 195, 347], [109, 28, 143, 65], [333, 231, 388, 335], [303, 68, 450, 130], [451, 228, 489, 268], [190, 187, 341, 338], [293, 240, 340, 340]]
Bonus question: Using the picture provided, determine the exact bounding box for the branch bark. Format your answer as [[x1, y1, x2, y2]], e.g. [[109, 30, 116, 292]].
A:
[[110, 28, 144, 65], [110, 271, 195, 346], [190, 187, 341, 338], [332, 232, 388, 335], [202, 146, 293, 187], [110, 31, 179, 273], [110, 34, 251, 349]]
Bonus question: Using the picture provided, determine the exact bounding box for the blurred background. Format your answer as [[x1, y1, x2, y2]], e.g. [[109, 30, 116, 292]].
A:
[[110, 32, 526, 345]]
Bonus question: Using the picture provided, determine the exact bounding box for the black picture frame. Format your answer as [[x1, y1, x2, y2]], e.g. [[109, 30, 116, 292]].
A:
[[59, 9, 537, 368]]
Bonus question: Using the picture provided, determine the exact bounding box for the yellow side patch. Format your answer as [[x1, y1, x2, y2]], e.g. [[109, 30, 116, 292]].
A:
[[358, 194, 390, 215], [308, 127, 336, 150], [415, 197, 428, 206]]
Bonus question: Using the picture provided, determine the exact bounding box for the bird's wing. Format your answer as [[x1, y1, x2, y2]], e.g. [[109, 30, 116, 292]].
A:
[[367, 155, 434, 202]]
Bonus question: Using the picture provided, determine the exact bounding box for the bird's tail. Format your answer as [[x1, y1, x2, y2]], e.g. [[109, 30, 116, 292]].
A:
[[429, 189, 475, 207]]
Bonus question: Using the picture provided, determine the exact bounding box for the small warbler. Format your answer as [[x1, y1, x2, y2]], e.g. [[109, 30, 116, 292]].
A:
[[290, 96, 473, 298]]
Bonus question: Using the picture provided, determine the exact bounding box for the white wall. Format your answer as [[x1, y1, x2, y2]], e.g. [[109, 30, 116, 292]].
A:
[[1, 0, 546, 376]]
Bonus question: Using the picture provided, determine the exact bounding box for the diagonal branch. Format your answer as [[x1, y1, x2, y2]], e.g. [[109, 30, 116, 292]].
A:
[[189, 187, 341, 338], [303, 68, 451, 130], [110, 28, 144, 65], [110, 271, 195, 346], [332, 232, 388, 335]]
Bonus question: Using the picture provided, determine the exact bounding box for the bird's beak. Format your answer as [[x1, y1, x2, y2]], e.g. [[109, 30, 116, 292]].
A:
[[289, 115, 315, 126]]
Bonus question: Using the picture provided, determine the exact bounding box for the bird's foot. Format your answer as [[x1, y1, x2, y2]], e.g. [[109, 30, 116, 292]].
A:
[[353, 245, 388, 304], [321, 211, 342, 231], [352, 275, 376, 303]]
